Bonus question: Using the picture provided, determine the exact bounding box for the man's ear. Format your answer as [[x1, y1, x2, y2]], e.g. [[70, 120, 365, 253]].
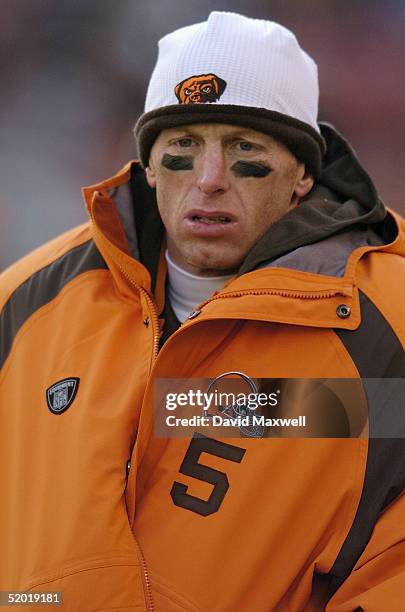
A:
[[145, 162, 157, 189], [292, 167, 314, 202]]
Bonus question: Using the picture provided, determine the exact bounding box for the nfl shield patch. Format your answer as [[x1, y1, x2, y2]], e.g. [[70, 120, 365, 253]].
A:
[[46, 377, 80, 414]]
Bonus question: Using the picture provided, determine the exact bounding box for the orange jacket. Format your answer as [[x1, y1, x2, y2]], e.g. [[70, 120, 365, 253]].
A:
[[1, 160, 405, 611]]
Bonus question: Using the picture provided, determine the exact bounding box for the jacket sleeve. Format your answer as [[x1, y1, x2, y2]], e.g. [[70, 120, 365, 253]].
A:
[[326, 490, 405, 611]]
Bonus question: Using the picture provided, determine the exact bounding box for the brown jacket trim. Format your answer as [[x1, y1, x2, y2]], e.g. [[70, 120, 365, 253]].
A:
[[325, 290, 405, 598], [0, 241, 107, 370]]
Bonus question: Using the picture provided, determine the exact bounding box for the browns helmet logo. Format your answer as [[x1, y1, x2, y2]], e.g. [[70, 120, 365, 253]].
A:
[[174, 74, 227, 105]]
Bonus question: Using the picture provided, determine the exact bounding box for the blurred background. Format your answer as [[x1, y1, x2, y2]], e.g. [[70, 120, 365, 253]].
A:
[[1, 0, 404, 270]]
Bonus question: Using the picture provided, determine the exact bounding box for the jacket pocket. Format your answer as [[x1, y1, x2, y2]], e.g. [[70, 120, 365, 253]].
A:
[[21, 558, 147, 612]]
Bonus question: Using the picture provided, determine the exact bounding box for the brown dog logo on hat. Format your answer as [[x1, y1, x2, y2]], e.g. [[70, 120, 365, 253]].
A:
[[174, 74, 227, 104]]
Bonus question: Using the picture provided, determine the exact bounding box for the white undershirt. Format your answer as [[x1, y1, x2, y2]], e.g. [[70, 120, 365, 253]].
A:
[[165, 249, 234, 322]]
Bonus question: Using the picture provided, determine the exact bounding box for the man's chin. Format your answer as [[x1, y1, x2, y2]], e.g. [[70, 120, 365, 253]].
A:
[[183, 253, 242, 277]]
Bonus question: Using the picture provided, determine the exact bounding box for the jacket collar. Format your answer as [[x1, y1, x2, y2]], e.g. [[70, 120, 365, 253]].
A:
[[82, 161, 404, 330]]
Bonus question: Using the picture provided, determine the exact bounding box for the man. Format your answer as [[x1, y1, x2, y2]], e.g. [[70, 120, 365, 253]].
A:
[[1, 11, 404, 611]]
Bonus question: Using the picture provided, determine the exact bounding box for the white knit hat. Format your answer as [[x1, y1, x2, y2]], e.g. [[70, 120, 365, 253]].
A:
[[135, 12, 326, 177]]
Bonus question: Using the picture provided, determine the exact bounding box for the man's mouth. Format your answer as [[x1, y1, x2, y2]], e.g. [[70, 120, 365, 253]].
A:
[[184, 210, 237, 236], [191, 215, 231, 224]]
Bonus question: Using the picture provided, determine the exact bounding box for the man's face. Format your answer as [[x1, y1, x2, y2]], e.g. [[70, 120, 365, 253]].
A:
[[146, 123, 313, 275]]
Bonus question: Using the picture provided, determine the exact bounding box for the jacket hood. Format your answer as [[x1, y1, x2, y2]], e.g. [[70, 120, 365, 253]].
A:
[[237, 122, 388, 275]]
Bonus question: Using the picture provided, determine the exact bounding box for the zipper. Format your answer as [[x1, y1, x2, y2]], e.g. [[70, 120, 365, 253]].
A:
[[197, 287, 349, 310], [108, 257, 158, 610], [115, 259, 160, 359], [90, 220, 158, 608], [138, 283, 160, 359], [115, 260, 157, 610], [91, 220, 160, 359], [135, 538, 155, 612]]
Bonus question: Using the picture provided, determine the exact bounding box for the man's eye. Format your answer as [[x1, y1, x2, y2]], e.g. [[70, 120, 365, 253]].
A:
[[238, 141, 254, 152], [176, 138, 193, 147]]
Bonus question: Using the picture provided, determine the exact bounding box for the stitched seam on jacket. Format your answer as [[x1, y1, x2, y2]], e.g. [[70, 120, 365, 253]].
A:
[[24, 558, 140, 591]]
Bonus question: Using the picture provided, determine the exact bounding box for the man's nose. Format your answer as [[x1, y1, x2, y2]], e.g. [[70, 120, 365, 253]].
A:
[[196, 148, 229, 195]]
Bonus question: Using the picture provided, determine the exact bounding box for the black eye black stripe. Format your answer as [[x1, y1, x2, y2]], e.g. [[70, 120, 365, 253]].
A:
[[161, 154, 194, 171], [231, 161, 271, 178], [161, 155, 272, 176]]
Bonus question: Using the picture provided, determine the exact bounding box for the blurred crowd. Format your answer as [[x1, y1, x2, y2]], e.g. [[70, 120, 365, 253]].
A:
[[1, 0, 404, 269]]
